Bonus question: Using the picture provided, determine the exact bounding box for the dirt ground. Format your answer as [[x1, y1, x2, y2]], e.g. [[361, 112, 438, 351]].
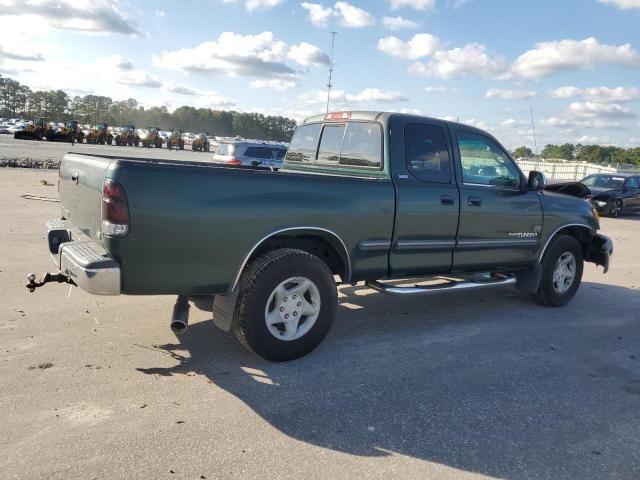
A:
[[1, 168, 639, 480]]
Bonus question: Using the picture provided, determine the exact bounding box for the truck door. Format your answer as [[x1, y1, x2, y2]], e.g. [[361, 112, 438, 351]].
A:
[[451, 127, 543, 271], [389, 117, 460, 276]]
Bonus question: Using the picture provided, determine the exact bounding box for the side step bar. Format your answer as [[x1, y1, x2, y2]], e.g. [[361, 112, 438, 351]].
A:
[[366, 274, 516, 296]]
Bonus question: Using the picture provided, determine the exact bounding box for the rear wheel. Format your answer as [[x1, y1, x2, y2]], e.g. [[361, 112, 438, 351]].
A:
[[233, 249, 337, 362], [533, 235, 584, 307]]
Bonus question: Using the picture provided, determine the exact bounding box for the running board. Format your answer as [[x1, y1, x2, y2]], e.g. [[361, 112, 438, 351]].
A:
[[365, 274, 516, 296]]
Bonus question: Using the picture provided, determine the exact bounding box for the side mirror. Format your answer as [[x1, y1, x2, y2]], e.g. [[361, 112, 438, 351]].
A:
[[528, 171, 546, 191]]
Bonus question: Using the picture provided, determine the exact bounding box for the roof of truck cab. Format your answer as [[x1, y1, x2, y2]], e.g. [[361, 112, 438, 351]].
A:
[[300, 111, 502, 140]]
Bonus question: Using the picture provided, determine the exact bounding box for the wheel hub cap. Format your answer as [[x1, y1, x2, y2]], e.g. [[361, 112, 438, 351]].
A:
[[552, 252, 577, 294], [265, 277, 321, 341]]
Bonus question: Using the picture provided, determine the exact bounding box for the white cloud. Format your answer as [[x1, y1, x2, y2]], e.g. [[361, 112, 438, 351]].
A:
[[576, 135, 616, 146], [334, 2, 375, 27], [382, 16, 420, 30], [117, 71, 162, 88], [485, 88, 538, 101], [301, 2, 334, 26], [390, 0, 436, 10], [152, 32, 296, 80], [410, 43, 504, 79], [568, 102, 635, 119], [288, 42, 330, 66], [300, 1, 375, 28], [501, 118, 527, 127], [378, 34, 440, 60], [550, 86, 640, 103], [598, 0, 640, 9], [250, 78, 299, 91], [300, 87, 408, 106], [223, 0, 283, 11], [510, 37, 640, 80], [155, 9, 166, 16], [0, 45, 44, 62], [0, 0, 140, 35], [163, 81, 199, 95], [424, 86, 452, 92]]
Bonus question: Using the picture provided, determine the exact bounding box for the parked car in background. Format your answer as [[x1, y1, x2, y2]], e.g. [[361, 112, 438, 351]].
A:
[[581, 173, 640, 217], [213, 140, 288, 168]]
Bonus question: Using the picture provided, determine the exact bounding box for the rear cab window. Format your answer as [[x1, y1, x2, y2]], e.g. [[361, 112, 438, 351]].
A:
[[285, 121, 382, 173], [404, 123, 451, 184], [217, 143, 236, 156]]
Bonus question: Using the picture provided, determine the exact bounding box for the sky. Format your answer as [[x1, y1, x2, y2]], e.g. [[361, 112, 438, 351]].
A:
[[0, 0, 639, 150]]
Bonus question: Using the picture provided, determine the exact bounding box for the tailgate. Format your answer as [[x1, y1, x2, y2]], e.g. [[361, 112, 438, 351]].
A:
[[59, 153, 111, 244]]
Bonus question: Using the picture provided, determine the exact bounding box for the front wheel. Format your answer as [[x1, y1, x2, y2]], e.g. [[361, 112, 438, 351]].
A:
[[233, 249, 337, 362], [609, 199, 623, 218], [533, 235, 584, 307]]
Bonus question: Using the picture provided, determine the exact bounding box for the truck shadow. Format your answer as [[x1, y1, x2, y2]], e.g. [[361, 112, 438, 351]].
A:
[[137, 281, 640, 479]]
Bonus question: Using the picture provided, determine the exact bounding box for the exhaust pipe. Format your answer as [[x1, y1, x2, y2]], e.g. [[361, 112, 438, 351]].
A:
[[170, 295, 190, 334]]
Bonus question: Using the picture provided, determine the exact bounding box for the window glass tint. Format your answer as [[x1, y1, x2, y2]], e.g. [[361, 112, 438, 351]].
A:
[[625, 177, 639, 189], [317, 124, 346, 164], [583, 175, 624, 188], [285, 123, 322, 163], [340, 122, 382, 168], [217, 143, 236, 156], [404, 123, 451, 183], [457, 132, 521, 188], [244, 146, 287, 160]]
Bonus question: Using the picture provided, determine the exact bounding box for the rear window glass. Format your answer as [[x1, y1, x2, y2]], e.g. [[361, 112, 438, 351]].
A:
[[285, 121, 381, 169], [286, 124, 322, 163], [217, 143, 236, 156], [340, 122, 382, 168], [317, 124, 346, 164], [244, 146, 287, 160], [405, 123, 451, 183]]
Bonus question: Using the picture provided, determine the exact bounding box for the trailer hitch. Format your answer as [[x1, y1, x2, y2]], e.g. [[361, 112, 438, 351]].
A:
[[26, 272, 76, 292]]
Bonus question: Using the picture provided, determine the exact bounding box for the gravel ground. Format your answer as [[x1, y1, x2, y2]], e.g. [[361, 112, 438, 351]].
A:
[[1, 168, 639, 480], [0, 134, 215, 168]]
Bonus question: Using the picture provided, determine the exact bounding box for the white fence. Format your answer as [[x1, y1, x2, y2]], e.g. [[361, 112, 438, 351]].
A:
[[515, 159, 618, 181]]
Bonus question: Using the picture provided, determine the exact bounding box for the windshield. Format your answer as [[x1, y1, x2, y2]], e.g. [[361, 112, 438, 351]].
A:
[[582, 175, 625, 188]]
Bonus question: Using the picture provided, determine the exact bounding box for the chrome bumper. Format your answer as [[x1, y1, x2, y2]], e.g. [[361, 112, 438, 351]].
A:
[[47, 219, 121, 295]]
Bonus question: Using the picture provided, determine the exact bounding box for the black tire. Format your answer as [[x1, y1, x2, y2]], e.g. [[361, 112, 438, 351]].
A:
[[609, 199, 623, 218], [233, 248, 337, 362], [533, 235, 584, 307]]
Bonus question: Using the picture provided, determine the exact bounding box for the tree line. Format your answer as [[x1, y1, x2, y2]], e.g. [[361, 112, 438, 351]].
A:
[[514, 143, 640, 166], [0, 74, 297, 142]]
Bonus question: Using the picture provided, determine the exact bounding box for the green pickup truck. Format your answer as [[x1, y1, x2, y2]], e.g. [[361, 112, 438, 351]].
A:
[[29, 111, 613, 361]]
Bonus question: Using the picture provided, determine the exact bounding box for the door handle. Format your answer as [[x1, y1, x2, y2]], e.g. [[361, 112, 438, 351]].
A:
[[71, 172, 79, 184], [440, 195, 455, 205], [468, 196, 482, 206]]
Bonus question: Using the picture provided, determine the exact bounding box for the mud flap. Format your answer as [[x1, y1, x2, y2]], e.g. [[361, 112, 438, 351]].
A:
[[212, 290, 240, 332], [515, 264, 543, 294], [586, 234, 613, 274]]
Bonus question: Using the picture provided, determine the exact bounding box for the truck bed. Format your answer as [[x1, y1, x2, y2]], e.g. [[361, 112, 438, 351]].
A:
[[58, 153, 395, 295]]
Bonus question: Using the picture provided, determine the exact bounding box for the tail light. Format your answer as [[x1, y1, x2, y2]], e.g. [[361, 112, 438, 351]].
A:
[[102, 179, 129, 237], [226, 158, 242, 165]]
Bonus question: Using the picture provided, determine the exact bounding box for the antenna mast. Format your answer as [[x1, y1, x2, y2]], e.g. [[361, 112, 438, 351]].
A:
[[326, 31, 337, 113], [530, 106, 538, 157]]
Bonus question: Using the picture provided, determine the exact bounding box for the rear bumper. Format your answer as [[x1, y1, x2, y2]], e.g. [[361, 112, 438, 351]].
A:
[[586, 233, 613, 274], [47, 219, 121, 295]]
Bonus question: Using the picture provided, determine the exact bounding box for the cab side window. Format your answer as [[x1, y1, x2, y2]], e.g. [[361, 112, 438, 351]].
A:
[[457, 132, 521, 189], [404, 123, 451, 184]]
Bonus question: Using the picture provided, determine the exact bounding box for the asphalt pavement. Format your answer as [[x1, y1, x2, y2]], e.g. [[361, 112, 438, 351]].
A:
[[1, 168, 639, 480]]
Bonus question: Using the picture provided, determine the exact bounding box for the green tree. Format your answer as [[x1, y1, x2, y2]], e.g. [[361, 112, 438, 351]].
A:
[[513, 146, 533, 158]]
